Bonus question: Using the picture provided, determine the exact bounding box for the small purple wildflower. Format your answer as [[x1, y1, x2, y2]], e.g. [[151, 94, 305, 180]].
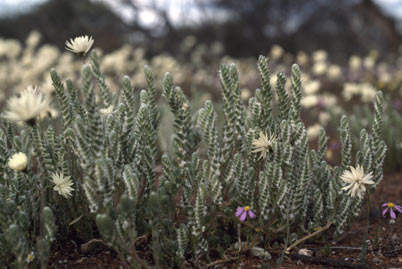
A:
[[381, 202, 402, 219], [235, 206, 256, 222]]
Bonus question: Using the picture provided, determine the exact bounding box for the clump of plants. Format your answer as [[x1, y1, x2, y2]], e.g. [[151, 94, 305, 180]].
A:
[[0, 36, 386, 267], [345, 95, 401, 172]]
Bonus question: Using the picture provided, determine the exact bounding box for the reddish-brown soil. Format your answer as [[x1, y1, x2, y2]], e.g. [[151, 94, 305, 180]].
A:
[[48, 172, 402, 268]]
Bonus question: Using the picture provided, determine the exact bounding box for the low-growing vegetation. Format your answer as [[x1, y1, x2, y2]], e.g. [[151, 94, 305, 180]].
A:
[[1, 33, 398, 268]]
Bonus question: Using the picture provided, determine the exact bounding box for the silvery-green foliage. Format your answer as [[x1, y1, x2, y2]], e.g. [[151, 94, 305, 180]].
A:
[[0, 50, 386, 267], [90, 50, 112, 107], [155, 56, 384, 265], [340, 93, 396, 171], [0, 117, 57, 267], [160, 55, 385, 263], [176, 223, 188, 260], [36, 207, 56, 268], [0, 186, 56, 268]]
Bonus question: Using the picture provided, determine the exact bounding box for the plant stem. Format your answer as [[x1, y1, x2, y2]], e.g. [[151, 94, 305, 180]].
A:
[[204, 257, 240, 268], [237, 223, 242, 252], [151, 225, 160, 268], [359, 192, 370, 264], [285, 220, 332, 253], [129, 234, 149, 269]]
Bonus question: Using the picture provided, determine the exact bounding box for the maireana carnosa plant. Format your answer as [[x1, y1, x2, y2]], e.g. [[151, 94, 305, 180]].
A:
[[0, 50, 386, 267]]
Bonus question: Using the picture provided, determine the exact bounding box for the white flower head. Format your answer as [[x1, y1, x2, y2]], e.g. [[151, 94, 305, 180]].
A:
[[327, 64, 342, 80], [301, 95, 318, 109], [26, 251, 35, 263], [241, 89, 252, 101], [65, 35, 94, 56], [52, 172, 74, 198], [349, 55, 361, 71], [304, 80, 320, 95], [8, 152, 28, 171], [99, 105, 114, 116], [252, 131, 276, 160], [312, 50, 327, 62], [307, 124, 322, 140], [271, 44, 284, 60], [3, 85, 50, 126], [341, 165, 374, 198], [297, 51, 309, 65], [312, 61, 327, 76]]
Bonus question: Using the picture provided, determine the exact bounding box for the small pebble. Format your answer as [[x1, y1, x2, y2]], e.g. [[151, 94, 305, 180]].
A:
[[372, 257, 380, 263], [298, 248, 313, 257], [344, 257, 350, 261], [249, 247, 272, 259]]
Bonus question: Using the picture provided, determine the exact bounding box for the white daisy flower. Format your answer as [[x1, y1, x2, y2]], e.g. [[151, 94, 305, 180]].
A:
[[52, 172, 74, 198], [341, 165, 374, 198], [3, 85, 50, 126], [8, 152, 28, 171], [252, 131, 276, 160], [65, 35, 94, 56]]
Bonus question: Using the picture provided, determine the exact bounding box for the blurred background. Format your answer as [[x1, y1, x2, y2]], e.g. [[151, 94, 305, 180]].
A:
[[1, 0, 402, 62], [1, 0, 402, 171]]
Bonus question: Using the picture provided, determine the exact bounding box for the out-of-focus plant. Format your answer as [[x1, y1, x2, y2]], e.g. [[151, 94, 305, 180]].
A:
[[338, 95, 402, 172], [0, 130, 56, 268]]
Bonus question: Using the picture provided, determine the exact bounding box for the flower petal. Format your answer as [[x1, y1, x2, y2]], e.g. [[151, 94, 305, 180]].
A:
[[381, 203, 388, 207], [394, 205, 402, 214], [351, 183, 359, 197], [361, 179, 374, 185], [248, 210, 256, 219], [382, 207, 388, 217], [240, 211, 247, 222], [390, 208, 396, 219], [340, 171, 354, 183], [235, 207, 244, 217], [341, 183, 353, 191], [355, 189, 361, 198]]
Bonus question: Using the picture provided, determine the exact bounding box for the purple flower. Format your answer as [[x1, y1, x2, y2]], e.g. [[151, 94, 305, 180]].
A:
[[382, 202, 402, 219], [235, 206, 256, 222]]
